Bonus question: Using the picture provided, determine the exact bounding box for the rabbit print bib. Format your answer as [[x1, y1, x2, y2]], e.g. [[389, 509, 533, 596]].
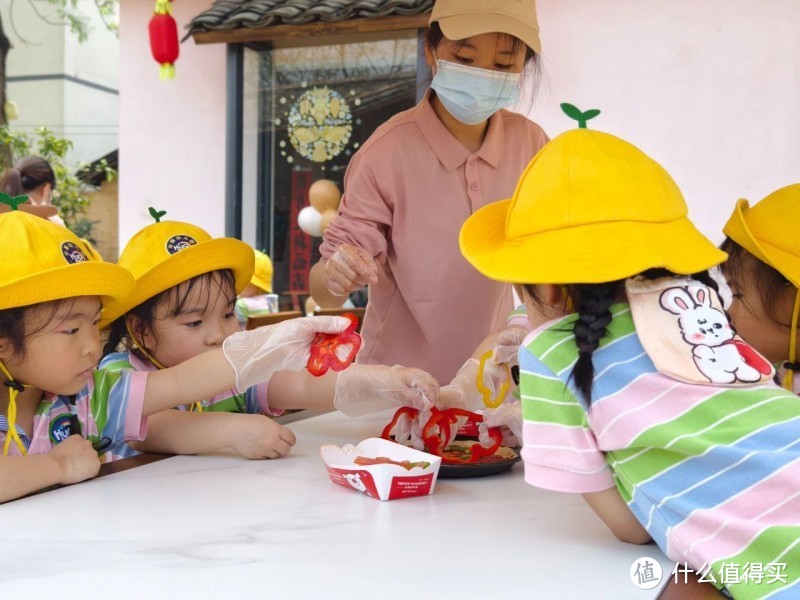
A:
[[626, 276, 775, 386]]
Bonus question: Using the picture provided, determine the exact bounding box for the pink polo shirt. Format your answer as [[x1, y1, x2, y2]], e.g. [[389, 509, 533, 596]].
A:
[[321, 91, 548, 383]]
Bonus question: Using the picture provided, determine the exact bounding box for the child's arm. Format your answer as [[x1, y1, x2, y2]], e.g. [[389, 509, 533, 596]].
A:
[[266, 364, 438, 416], [582, 488, 652, 544], [139, 316, 351, 416], [0, 436, 100, 503], [131, 410, 296, 459]]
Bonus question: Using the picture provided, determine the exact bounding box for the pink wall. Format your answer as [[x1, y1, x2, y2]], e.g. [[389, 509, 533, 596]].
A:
[[119, 1, 800, 250], [119, 0, 226, 246], [528, 0, 800, 243]]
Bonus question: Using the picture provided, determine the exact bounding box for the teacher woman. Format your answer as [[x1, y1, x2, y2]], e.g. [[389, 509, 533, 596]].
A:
[[310, 0, 548, 383]]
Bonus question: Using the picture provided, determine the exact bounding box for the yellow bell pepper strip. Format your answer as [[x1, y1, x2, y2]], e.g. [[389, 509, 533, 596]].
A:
[[476, 349, 511, 408]]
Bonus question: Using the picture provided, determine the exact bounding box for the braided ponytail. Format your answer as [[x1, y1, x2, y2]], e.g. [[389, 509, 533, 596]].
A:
[[569, 281, 621, 406]]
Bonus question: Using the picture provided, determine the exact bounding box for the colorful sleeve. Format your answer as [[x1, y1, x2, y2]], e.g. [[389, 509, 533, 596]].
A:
[[98, 351, 135, 372], [319, 151, 391, 263], [91, 368, 150, 444], [519, 345, 615, 493], [506, 304, 531, 330], [246, 381, 284, 417], [235, 297, 249, 326]]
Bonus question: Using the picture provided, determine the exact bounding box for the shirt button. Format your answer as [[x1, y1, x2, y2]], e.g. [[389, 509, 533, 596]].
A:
[[471, 182, 479, 191], [468, 157, 478, 166]]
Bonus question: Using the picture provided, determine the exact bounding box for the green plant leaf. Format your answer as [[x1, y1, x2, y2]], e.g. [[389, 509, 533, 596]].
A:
[[582, 109, 601, 121], [560, 103, 584, 122], [560, 103, 602, 129], [148, 206, 167, 223]]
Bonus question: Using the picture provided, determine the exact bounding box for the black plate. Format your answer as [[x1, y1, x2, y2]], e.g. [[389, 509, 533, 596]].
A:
[[437, 443, 521, 479]]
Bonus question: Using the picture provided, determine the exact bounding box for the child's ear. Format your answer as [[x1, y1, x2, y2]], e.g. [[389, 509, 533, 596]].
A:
[[125, 314, 154, 351], [0, 337, 12, 361], [541, 284, 563, 307]]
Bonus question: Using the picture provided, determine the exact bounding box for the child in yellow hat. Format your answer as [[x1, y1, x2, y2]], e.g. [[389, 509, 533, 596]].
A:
[[235, 249, 278, 325], [100, 211, 438, 454], [459, 106, 800, 599], [714, 184, 800, 393], [0, 197, 353, 502]]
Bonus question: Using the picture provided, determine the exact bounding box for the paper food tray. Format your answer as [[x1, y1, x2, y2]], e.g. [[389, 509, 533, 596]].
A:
[[320, 437, 442, 501]]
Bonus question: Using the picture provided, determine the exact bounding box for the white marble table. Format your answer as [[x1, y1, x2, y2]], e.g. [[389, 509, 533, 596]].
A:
[[0, 411, 673, 598]]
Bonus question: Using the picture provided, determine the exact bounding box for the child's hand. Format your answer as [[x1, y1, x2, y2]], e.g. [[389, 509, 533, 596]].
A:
[[49, 435, 102, 485], [223, 316, 351, 391], [479, 401, 523, 448], [333, 364, 439, 417], [228, 414, 296, 459]]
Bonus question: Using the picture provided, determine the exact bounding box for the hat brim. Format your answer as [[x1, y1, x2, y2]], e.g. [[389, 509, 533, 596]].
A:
[[460, 199, 727, 283], [100, 238, 255, 327], [437, 14, 542, 54], [250, 274, 272, 294], [723, 199, 800, 288], [0, 262, 134, 311], [0, 203, 58, 219]]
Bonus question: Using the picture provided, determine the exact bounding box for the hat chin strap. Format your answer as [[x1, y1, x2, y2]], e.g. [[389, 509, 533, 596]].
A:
[[0, 360, 29, 456], [783, 289, 800, 392], [125, 323, 203, 413]]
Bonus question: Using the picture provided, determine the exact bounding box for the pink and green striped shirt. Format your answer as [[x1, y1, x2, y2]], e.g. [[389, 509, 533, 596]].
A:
[[521, 301, 800, 599]]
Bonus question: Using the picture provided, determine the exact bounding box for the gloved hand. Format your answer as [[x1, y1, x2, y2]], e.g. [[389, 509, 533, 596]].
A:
[[479, 400, 523, 448], [491, 325, 528, 366], [322, 243, 379, 296], [334, 364, 438, 417], [223, 316, 351, 392]]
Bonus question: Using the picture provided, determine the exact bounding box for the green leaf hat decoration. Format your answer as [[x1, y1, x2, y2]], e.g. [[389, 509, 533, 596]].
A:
[[148, 206, 167, 223], [0, 192, 31, 211], [560, 103, 601, 129]]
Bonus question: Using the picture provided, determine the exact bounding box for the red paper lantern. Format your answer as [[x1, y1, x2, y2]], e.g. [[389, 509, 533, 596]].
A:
[[149, 0, 179, 80]]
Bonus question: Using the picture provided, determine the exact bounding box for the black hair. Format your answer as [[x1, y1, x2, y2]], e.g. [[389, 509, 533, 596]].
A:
[[103, 269, 237, 358], [720, 237, 795, 329], [524, 268, 725, 407], [0, 298, 78, 361], [0, 156, 56, 196], [422, 22, 543, 106]]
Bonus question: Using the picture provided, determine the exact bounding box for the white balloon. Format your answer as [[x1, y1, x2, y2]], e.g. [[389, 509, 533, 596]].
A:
[[297, 206, 323, 237]]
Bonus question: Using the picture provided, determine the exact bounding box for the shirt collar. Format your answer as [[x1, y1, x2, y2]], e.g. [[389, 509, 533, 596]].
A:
[[414, 90, 505, 172]]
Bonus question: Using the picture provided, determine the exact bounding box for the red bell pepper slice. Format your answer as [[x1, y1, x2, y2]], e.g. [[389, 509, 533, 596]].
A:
[[380, 406, 419, 441], [306, 312, 362, 376], [422, 408, 503, 464]]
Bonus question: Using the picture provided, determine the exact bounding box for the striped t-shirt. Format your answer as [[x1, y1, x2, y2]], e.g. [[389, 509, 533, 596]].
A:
[[521, 302, 800, 600], [0, 369, 148, 462], [100, 351, 283, 417]]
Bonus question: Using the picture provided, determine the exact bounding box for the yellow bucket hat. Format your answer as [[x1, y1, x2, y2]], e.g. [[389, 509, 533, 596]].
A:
[[460, 104, 726, 283], [723, 184, 800, 288], [251, 249, 273, 294], [100, 208, 255, 327], [0, 195, 134, 311]]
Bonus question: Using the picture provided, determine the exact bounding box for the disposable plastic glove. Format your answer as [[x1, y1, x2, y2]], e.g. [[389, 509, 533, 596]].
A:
[[334, 364, 438, 417], [223, 316, 351, 392], [491, 325, 528, 366], [479, 401, 523, 448], [322, 243, 379, 296]]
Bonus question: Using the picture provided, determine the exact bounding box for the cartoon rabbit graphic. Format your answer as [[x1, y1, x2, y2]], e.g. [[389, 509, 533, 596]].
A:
[[343, 473, 367, 493], [659, 285, 770, 384]]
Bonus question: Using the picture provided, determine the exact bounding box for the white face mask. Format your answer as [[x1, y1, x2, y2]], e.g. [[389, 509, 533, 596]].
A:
[[430, 55, 522, 125]]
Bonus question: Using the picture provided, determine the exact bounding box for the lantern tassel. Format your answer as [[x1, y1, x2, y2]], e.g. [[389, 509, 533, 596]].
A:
[[159, 63, 176, 80]]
